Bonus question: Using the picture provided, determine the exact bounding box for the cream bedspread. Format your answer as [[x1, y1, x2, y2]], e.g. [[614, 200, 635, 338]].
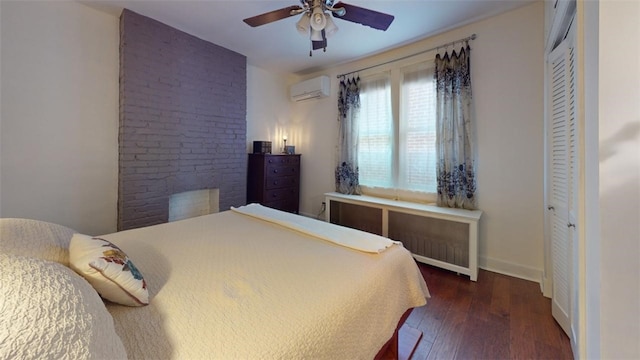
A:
[[103, 209, 430, 360]]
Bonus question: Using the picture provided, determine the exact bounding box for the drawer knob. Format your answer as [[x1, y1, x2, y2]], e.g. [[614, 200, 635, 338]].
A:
[[273, 169, 278, 174]]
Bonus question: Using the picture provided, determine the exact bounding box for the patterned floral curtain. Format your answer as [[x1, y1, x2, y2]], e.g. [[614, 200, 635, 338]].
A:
[[335, 75, 362, 195], [435, 46, 477, 209]]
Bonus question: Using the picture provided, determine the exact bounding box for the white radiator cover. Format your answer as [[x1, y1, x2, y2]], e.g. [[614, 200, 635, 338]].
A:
[[325, 192, 482, 281]]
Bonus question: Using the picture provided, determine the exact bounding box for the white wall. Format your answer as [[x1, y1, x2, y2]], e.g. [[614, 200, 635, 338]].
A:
[[594, 0, 640, 358], [247, 2, 546, 281], [469, 2, 544, 281], [246, 66, 293, 154], [581, 1, 600, 356], [0, 1, 119, 235]]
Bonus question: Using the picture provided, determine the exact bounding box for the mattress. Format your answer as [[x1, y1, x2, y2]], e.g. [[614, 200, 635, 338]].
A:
[[102, 206, 430, 359]]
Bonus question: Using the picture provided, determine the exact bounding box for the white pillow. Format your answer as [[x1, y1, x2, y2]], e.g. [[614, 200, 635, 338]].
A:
[[69, 234, 149, 306], [0, 254, 128, 360], [0, 218, 76, 265]]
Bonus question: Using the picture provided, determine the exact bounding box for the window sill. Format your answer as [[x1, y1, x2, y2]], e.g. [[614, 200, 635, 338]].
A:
[[324, 192, 482, 221]]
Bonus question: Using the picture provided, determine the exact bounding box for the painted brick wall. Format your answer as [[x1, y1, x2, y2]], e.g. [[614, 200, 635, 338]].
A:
[[118, 9, 247, 230]]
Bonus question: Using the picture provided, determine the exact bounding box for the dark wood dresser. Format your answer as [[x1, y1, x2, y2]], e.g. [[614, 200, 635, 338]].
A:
[[247, 154, 300, 214]]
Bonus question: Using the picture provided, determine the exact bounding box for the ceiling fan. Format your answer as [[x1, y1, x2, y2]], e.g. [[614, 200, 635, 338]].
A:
[[243, 0, 394, 55]]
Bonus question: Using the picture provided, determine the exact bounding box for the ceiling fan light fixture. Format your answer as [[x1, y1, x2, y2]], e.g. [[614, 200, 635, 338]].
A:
[[296, 13, 310, 35], [243, 1, 395, 55], [309, 6, 327, 31], [323, 14, 338, 37], [310, 28, 324, 41]]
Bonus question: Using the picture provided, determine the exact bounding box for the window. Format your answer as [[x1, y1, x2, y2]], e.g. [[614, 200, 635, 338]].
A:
[[357, 60, 437, 201]]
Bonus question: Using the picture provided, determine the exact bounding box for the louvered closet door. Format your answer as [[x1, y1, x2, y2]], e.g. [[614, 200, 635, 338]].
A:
[[566, 44, 580, 342], [547, 38, 576, 337]]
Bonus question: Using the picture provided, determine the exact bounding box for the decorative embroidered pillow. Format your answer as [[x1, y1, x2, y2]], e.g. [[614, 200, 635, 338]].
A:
[[69, 233, 149, 306]]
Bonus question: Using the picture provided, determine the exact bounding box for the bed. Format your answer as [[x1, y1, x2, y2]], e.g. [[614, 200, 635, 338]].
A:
[[1, 204, 430, 359]]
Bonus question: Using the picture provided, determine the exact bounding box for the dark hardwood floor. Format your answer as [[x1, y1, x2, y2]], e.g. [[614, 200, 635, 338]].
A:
[[403, 262, 573, 360]]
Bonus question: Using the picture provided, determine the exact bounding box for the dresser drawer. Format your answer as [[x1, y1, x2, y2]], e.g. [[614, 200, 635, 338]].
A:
[[264, 187, 299, 202], [265, 175, 298, 190], [266, 164, 299, 178], [266, 156, 300, 165], [263, 199, 299, 213]]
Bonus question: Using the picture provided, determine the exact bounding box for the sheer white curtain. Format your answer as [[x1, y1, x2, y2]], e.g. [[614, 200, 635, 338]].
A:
[[399, 64, 437, 194], [358, 76, 393, 189], [435, 46, 477, 209], [335, 76, 362, 195]]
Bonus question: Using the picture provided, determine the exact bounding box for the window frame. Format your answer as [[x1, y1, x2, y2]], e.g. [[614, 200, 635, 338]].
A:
[[357, 53, 438, 203]]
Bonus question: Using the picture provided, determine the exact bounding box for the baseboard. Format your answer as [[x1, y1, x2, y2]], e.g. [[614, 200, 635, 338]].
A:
[[479, 255, 543, 285]]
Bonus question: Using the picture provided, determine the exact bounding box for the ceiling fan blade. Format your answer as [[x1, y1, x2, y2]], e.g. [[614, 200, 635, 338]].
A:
[[332, 2, 394, 31], [243, 6, 302, 27]]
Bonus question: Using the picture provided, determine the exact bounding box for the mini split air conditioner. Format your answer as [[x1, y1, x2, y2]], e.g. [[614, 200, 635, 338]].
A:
[[290, 75, 330, 102]]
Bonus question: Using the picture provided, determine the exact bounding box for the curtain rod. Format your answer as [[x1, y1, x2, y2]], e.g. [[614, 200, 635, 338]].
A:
[[337, 33, 477, 79]]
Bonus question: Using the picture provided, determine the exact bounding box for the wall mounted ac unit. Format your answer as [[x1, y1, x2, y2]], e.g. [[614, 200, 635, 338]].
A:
[[290, 75, 330, 102]]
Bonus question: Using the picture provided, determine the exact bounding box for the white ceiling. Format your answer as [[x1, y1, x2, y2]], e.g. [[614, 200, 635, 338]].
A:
[[83, 0, 534, 75]]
